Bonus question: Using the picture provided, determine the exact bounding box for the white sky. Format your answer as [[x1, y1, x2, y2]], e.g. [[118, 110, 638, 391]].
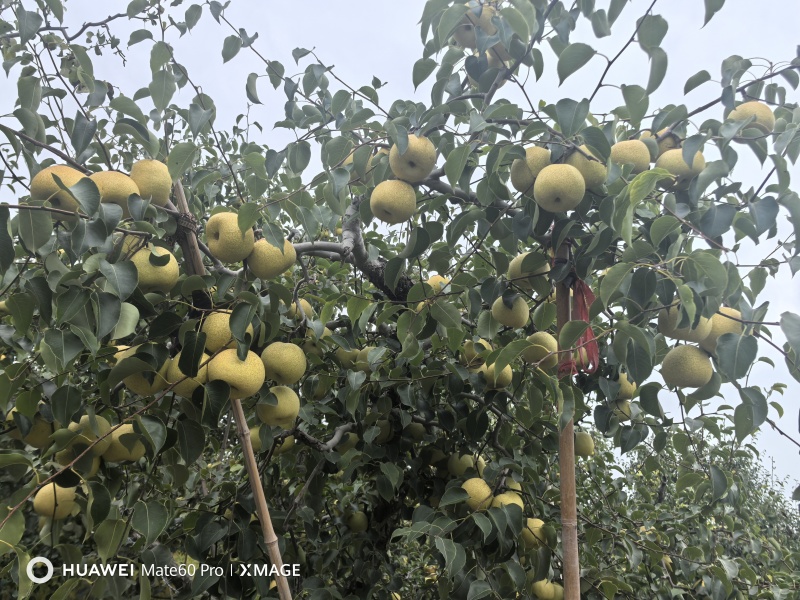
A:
[[3, 0, 799, 487]]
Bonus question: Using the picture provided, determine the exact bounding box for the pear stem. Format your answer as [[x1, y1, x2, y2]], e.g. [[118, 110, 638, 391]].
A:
[[171, 180, 293, 600], [555, 241, 580, 600]]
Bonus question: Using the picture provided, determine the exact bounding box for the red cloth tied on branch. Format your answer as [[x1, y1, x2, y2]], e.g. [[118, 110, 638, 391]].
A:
[[558, 278, 600, 378]]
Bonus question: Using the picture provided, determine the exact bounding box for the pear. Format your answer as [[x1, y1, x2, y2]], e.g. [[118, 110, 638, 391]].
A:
[[639, 128, 681, 156], [207, 349, 266, 399], [728, 101, 775, 134], [205, 212, 255, 263], [129, 159, 171, 207], [658, 305, 713, 342], [286, 298, 314, 320], [370, 180, 416, 224], [165, 350, 210, 398], [661, 345, 713, 389], [510, 147, 551, 195], [491, 296, 529, 329], [483, 362, 513, 389], [90, 171, 139, 219], [574, 431, 595, 457], [388, 134, 437, 183], [521, 331, 558, 370], [610, 140, 651, 173], [30, 165, 87, 218], [452, 4, 496, 49], [699, 307, 744, 356], [261, 342, 307, 385], [461, 338, 492, 369], [257, 385, 300, 429], [33, 483, 77, 520], [247, 238, 297, 280], [565, 145, 607, 190], [462, 478, 493, 510], [130, 245, 179, 293], [201, 310, 254, 352], [655, 149, 705, 188], [533, 164, 586, 212], [116, 346, 170, 396], [103, 423, 147, 462], [347, 511, 369, 532], [507, 252, 550, 293], [617, 374, 637, 400]]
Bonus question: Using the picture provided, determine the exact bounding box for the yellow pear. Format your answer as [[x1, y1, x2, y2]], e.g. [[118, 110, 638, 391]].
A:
[[565, 145, 607, 190], [574, 431, 595, 457], [639, 128, 680, 156], [699, 307, 744, 356], [261, 342, 307, 384], [617, 374, 637, 400], [452, 4, 496, 49], [103, 423, 146, 462], [165, 350, 210, 398], [33, 483, 76, 520], [613, 399, 632, 421], [610, 140, 651, 173], [334, 347, 359, 368], [531, 580, 556, 600], [347, 510, 369, 532], [492, 491, 523, 509], [388, 134, 437, 183], [286, 298, 314, 320], [427, 274, 449, 293], [491, 296, 529, 329], [205, 212, 255, 263], [200, 310, 254, 352], [129, 159, 171, 207], [130, 245, 180, 293], [507, 252, 550, 293], [655, 149, 705, 188], [661, 345, 712, 389], [247, 238, 297, 280], [533, 164, 586, 212], [461, 338, 492, 369], [302, 327, 332, 357], [207, 349, 265, 400], [658, 305, 713, 342], [90, 171, 139, 219], [30, 165, 87, 217], [462, 477, 493, 510], [520, 517, 546, 549], [355, 346, 377, 372], [510, 146, 551, 195], [728, 101, 775, 134], [484, 362, 513, 389], [116, 346, 170, 396], [521, 331, 558, 370], [370, 180, 416, 224], [5, 409, 53, 449], [257, 385, 300, 429], [67, 414, 112, 456], [447, 453, 485, 477]]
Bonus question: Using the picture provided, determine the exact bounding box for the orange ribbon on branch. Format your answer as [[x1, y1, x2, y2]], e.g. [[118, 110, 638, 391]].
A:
[[558, 278, 600, 378]]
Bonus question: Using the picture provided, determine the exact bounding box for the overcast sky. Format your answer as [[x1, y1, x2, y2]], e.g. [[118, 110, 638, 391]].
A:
[[4, 1, 799, 487]]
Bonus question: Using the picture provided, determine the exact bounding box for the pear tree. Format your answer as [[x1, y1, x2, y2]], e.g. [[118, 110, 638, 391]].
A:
[[0, 1, 799, 599]]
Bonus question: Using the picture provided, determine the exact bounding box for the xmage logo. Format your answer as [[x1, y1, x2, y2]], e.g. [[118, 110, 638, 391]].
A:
[[26, 557, 54, 584]]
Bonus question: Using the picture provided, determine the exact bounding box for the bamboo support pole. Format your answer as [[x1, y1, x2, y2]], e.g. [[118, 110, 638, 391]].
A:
[[171, 182, 292, 600], [555, 241, 580, 600]]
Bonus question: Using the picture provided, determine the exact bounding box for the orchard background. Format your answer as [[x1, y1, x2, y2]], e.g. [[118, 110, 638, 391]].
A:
[[0, 0, 799, 599]]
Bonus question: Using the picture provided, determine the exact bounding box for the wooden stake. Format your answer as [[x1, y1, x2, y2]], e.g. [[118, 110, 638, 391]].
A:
[[171, 182, 292, 599], [555, 242, 580, 600]]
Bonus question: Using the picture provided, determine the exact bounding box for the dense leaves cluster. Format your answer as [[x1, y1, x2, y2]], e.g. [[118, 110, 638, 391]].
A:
[[0, 0, 798, 599]]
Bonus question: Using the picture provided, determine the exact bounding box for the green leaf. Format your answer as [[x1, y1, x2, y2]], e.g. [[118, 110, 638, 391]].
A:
[[492, 338, 534, 378], [111, 303, 139, 339], [435, 537, 466, 577], [559, 321, 590, 351], [646, 47, 668, 94], [222, 35, 242, 63], [149, 70, 176, 113], [132, 501, 170, 546], [412, 58, 437, 90], [18, 208, 52, 251], [445, 145, 471, 189], [95, 519, 127, 562], [246, 72, 261, 104], [17, 9, 43, 45], [555, 98, 589, 138], [45, 0, 64, 23], [467, 580, 493, 600], [780, 312, 800, 358], [636, 14, 668, 50], [167, 142, 197, 181], [600, 263, 633, 308], [703, 0, 726, 26], [0, 206, 14, 275], [150, 41, 171, 74], [71, 112, 97, 159], [185, 4, 203, 30], [499, 6, 530, 41], [177, 419, 205, 465], [628, 169, 666, 204], [621, 84, 649, 128], [128, 29, 153, 46], [684, 70, 711, 94], [557, 43, 595, 85], [100, 259, 138, 301], [649, 215, 679, 246], [709, 465, 728, 500], [437, 4, 469, 47], [716, 333, 757, 380], [590, 10, 611, 37]]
